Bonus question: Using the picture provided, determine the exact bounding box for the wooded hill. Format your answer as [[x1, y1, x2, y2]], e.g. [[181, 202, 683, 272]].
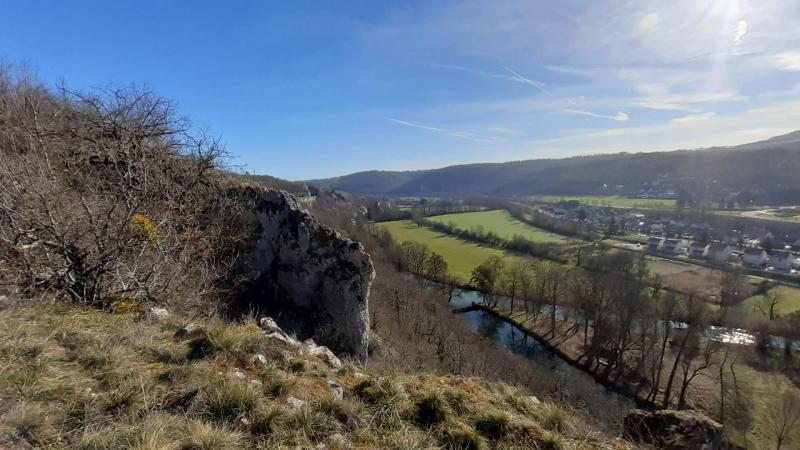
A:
[[308, 131, 800, 204]]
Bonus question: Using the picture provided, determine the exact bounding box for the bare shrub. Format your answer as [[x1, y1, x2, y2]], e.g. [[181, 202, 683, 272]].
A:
[[0, 67, 250, 306]]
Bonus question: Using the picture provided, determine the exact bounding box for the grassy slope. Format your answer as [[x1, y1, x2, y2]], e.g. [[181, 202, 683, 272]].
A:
[[379, 220, 520, 282], [529, 195, 676, 209], [0, 299, 630, 450], [429, 210, 570, 244]]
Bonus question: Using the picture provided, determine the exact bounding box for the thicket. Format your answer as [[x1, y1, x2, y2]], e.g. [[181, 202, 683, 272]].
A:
[[0, 67, 252, 307]]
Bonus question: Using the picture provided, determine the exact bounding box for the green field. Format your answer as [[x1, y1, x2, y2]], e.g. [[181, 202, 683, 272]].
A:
[[428, 209, 570, 243], [379, 220, 520, 282], [529, 195, 676, 209], [742, 285, 800, 319]]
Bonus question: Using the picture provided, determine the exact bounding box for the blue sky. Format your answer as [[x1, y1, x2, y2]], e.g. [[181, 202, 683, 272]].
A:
[[3, 0, 800, 180]]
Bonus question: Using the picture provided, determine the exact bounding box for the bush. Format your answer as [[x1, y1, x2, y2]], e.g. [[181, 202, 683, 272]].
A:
[[0, 68, 249, 306], [416, 394, 448, 427], [440, 419, 485, 450], [474, 413, 509, 440]]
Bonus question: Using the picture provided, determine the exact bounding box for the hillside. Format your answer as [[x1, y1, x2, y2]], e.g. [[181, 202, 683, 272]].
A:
[[0, 296, 631, 449], [0, 68, 746, 450], [308, 132, 800, 203]]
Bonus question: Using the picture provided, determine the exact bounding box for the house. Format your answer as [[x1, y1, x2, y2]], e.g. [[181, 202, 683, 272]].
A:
[[707, 243, 732, 263], [769, 250, 794, 271], [688, 242, 708, 258], [743, 248, 768, 267], [663, 239, 687, 255], [647, 236, 664, 253]]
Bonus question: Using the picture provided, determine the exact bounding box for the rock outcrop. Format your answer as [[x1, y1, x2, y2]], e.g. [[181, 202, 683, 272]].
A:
[[237, 188, 374, 363], [624, 409, 740, 450]]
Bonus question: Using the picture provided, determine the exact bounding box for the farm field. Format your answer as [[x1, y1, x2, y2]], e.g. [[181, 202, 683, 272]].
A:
[[428, 209, 570, 243], [529, 195, 676, 209], [645, 257, 727, 300], [378, 220, 520, 282], [742, 285, 800, 319]]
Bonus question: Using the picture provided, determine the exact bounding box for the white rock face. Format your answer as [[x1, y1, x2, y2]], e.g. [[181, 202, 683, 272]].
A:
[[239, 188, 374, 363]]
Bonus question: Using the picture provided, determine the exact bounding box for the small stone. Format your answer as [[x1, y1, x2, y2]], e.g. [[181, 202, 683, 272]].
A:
[[303, 339, 342, 370], [174, 323, 201, 339], [265, 331, 300, 347], [250, 379, 263, 386], [528, 395, 541, 405], [258, 317, 282, 333], [230, 368, 245, 379], [253, 353, 269, 366], [238, 416, 250, 427], [146, 307, 171, 319], [326, 379, 343, 400], [286, 396, 306, 409], [320, 433, 351, 449]]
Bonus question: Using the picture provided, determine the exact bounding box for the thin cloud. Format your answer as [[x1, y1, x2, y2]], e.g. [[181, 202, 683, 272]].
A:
[[432, 63, 520, 83], [503, 66, 551, 93], [506, 66, 627, 120], [771, 52, 800, 71], [544, 65, 594, 78], [564, 109, 629, 122], [671, 112, 716, 124], [387, 118, 501, 143]]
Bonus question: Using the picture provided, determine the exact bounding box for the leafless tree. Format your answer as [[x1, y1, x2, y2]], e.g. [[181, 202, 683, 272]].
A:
[[501, 259, 533, 314], [756, 289, 784, 321], [765, 390, 800, 450]]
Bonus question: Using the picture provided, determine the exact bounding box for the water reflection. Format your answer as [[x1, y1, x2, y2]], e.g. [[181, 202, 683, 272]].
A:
[[450, 288, 550, 359]]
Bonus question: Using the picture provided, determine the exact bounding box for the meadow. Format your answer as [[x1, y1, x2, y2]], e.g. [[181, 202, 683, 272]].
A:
[[428, 209, 570, 243], [529, 195, 676, 209], [379, 220, 519, 282], [742, 285, 800, 319]]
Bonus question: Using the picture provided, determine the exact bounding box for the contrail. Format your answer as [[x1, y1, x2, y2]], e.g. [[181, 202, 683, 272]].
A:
[[503, 66, 551, 93]]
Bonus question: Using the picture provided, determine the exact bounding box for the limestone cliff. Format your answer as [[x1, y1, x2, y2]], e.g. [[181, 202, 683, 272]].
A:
[[235, 187, 374, 362]]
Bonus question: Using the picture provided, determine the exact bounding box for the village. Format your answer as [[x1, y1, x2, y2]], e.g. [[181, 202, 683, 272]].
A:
[[538, 201, 800, 276]]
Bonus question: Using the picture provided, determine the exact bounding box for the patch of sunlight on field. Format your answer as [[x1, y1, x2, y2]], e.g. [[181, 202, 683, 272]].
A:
[[529, 195, 675, 208], [379, 220, 520, 282], [428, 209, 570, 243], [742, 285, 800, 319]]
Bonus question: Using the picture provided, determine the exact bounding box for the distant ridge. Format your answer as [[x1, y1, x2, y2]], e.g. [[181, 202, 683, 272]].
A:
[[305, 131, 800, 203]]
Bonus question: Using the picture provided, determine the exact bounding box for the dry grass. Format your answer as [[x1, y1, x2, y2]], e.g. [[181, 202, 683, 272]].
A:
[[0, 298, 632, 449]]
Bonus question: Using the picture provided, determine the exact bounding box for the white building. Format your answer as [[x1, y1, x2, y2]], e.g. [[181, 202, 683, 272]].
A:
[[647, 236, 664, 252], [707, 243, 732, 263], [743, 248, 768, 267], [663, 239, 687, 256], [688, 242, 708, 258]]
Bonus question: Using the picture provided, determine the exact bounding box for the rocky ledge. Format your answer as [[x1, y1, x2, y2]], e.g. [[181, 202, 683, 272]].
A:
[[235, 188, 374, 363], [624, 409, 742, 450]]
